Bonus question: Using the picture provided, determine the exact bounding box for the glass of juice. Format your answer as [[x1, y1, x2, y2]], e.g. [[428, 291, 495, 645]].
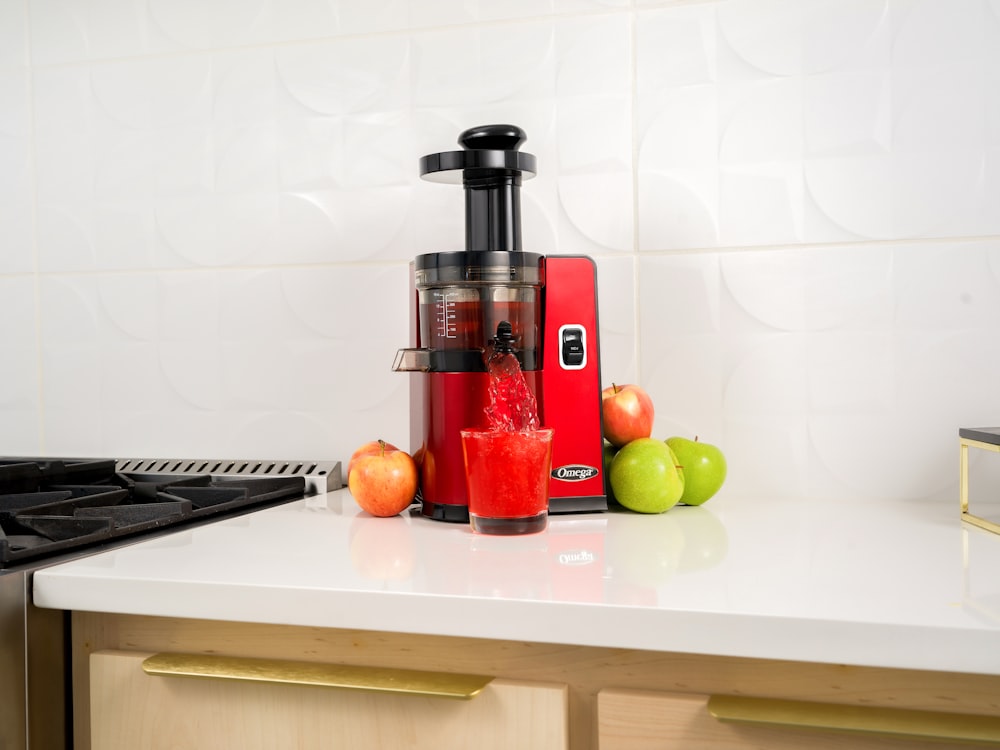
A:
[[460, 428, 554, 535]]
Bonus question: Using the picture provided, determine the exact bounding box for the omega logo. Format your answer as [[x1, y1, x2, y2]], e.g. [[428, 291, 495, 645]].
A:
[[551, 464, 599, 482]]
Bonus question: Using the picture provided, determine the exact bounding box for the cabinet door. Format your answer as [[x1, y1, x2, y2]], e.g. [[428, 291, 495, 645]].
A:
[[598, 689, 1000, 750], [91, 650, 568, 750]]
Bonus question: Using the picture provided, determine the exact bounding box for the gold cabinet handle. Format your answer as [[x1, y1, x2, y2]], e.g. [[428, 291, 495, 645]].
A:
[[142, 652, 493, 700], [708, 694, 1000, 745]]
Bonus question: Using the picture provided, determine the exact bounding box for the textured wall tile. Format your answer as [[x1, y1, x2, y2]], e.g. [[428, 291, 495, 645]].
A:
[[29, 14, 630, 274], [805, 0, 998, 240], [412, 23, 556, 109], [637, 253, 726, 444], [637, 4, 719, 249], [276, 37, 410, 119], [720, 245, 893, 332], [37, 276, 104, 454], [33, 56, 217, 270], [38, 265, 410, 460], [335, 0, 409, 35], [638, 0, 1000, 249], [594, 255, 638, 384], [410, 0, 630, 29], [275, 37, 415, 263], [208, 263, 410, 459], [553, 16, 633, 254], [638, 240, 1000, 501], [29, 0, 347, 64], [27, 0, 595, 61], [715, 0, 888, 77], [0, 67, 33, 273], [0, 278, 41, 452], [0, 0, 28, 68], [147, 0, 272, 49], [29, 0, 182, 65]]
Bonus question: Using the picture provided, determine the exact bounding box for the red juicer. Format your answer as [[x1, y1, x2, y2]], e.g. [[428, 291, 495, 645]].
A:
[[393, 124, 606, 522]]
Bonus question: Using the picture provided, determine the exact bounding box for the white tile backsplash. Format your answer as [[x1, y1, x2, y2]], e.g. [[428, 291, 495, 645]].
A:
[[638, 0, 1000, 248], [0, 65, 33, 274], [3, 0, 1000, 503], [639, 239, 1000, 500], [0, 0, 28, 69], [0, 278, 41, 450]]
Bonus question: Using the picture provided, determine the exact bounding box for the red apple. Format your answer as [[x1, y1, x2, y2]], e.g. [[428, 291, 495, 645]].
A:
[[601, 383, 654, 448], [348, 440, 418, 517], [347, 440, 400, 477]]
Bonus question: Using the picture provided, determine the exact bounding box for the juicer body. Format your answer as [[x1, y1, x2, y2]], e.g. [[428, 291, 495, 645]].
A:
[[395, 123, 606, 522], [539, 255, 606, 511], [402, 254, 606, 522]]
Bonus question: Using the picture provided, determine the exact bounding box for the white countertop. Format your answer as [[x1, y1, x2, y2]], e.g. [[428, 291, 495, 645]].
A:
[[33, 488, 1000, 676]]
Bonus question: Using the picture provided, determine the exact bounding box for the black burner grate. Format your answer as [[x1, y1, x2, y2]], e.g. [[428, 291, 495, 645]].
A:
[[0, 458, 312, 566]]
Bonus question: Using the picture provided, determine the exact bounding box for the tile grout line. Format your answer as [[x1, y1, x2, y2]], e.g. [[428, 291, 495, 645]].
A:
[[630, 5, 643, 386], [23, 0, 47, 453], [24, 8, 633, 71]]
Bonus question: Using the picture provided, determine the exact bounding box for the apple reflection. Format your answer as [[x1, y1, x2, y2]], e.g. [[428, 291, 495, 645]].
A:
[[674, 505, 729, 573], [604, 504, 729, 602], [605, 510, 686, 589], [348, 512, 416, 581]]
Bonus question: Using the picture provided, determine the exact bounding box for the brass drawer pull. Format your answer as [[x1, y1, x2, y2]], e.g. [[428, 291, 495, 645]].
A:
[[142, 652, 493, 700], [708, 695, 1000, 745]]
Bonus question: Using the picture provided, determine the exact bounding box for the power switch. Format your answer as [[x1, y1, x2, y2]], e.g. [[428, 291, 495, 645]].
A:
[[558, 324, 587, 370]]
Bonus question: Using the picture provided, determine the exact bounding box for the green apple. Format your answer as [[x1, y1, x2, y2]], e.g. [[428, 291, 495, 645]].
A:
[[609, 438, 684, 514], [666, 436, 727, 506]]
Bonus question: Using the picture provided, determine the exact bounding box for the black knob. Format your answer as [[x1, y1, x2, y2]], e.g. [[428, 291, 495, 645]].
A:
[[420, 124, 536, 180], [492, 321, 515, 353], [458, 125, 526, 152]]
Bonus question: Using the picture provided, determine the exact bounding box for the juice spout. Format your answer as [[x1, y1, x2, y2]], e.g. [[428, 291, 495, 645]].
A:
[[484, 320, 540, 432], [491, 321, 515, 354]]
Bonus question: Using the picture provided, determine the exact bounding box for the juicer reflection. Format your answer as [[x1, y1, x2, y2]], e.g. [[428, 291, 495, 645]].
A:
[[393, 124, 607, 522]]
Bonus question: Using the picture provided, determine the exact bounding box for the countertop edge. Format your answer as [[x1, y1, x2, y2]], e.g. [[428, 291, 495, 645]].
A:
[[32, 568, 1000, 677]]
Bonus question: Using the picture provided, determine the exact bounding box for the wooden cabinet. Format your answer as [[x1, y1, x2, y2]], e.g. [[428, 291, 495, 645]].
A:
[[89, 649, 568, 750], [71, 613, 1000, 750], [597, 688, 1000, 749]]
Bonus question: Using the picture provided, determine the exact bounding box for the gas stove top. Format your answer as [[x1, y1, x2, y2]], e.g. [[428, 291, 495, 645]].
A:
[[0, 457, 341, 568]]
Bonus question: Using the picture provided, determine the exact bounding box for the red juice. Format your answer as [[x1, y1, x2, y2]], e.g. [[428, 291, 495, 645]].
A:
[[418, 298, 539, 354], [461, 428, 553, 535], [484, 346, 539, 432]]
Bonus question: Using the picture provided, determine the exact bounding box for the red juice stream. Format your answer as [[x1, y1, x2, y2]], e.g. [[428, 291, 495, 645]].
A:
[[484, 339, 539, 432], [461, 322, 551, 532]]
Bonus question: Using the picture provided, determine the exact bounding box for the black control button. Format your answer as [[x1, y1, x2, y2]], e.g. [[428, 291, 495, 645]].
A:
[[561, 326, 586, 367]]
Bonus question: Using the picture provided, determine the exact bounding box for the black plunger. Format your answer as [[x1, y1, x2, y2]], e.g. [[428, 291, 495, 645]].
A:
[[419, 124, 537, 253]]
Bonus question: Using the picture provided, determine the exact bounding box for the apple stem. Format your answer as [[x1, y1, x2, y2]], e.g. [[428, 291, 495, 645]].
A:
[[612, 383, 621, 394], [378, 439, 387, 457], [695, 435, 699, 442]]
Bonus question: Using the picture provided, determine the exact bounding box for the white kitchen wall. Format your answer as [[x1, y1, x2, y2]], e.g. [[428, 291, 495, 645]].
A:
[[1, 0, 998, 503]]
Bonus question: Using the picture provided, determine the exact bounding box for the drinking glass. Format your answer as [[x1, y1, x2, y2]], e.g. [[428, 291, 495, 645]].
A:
[[460, 428, 554, 535]]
